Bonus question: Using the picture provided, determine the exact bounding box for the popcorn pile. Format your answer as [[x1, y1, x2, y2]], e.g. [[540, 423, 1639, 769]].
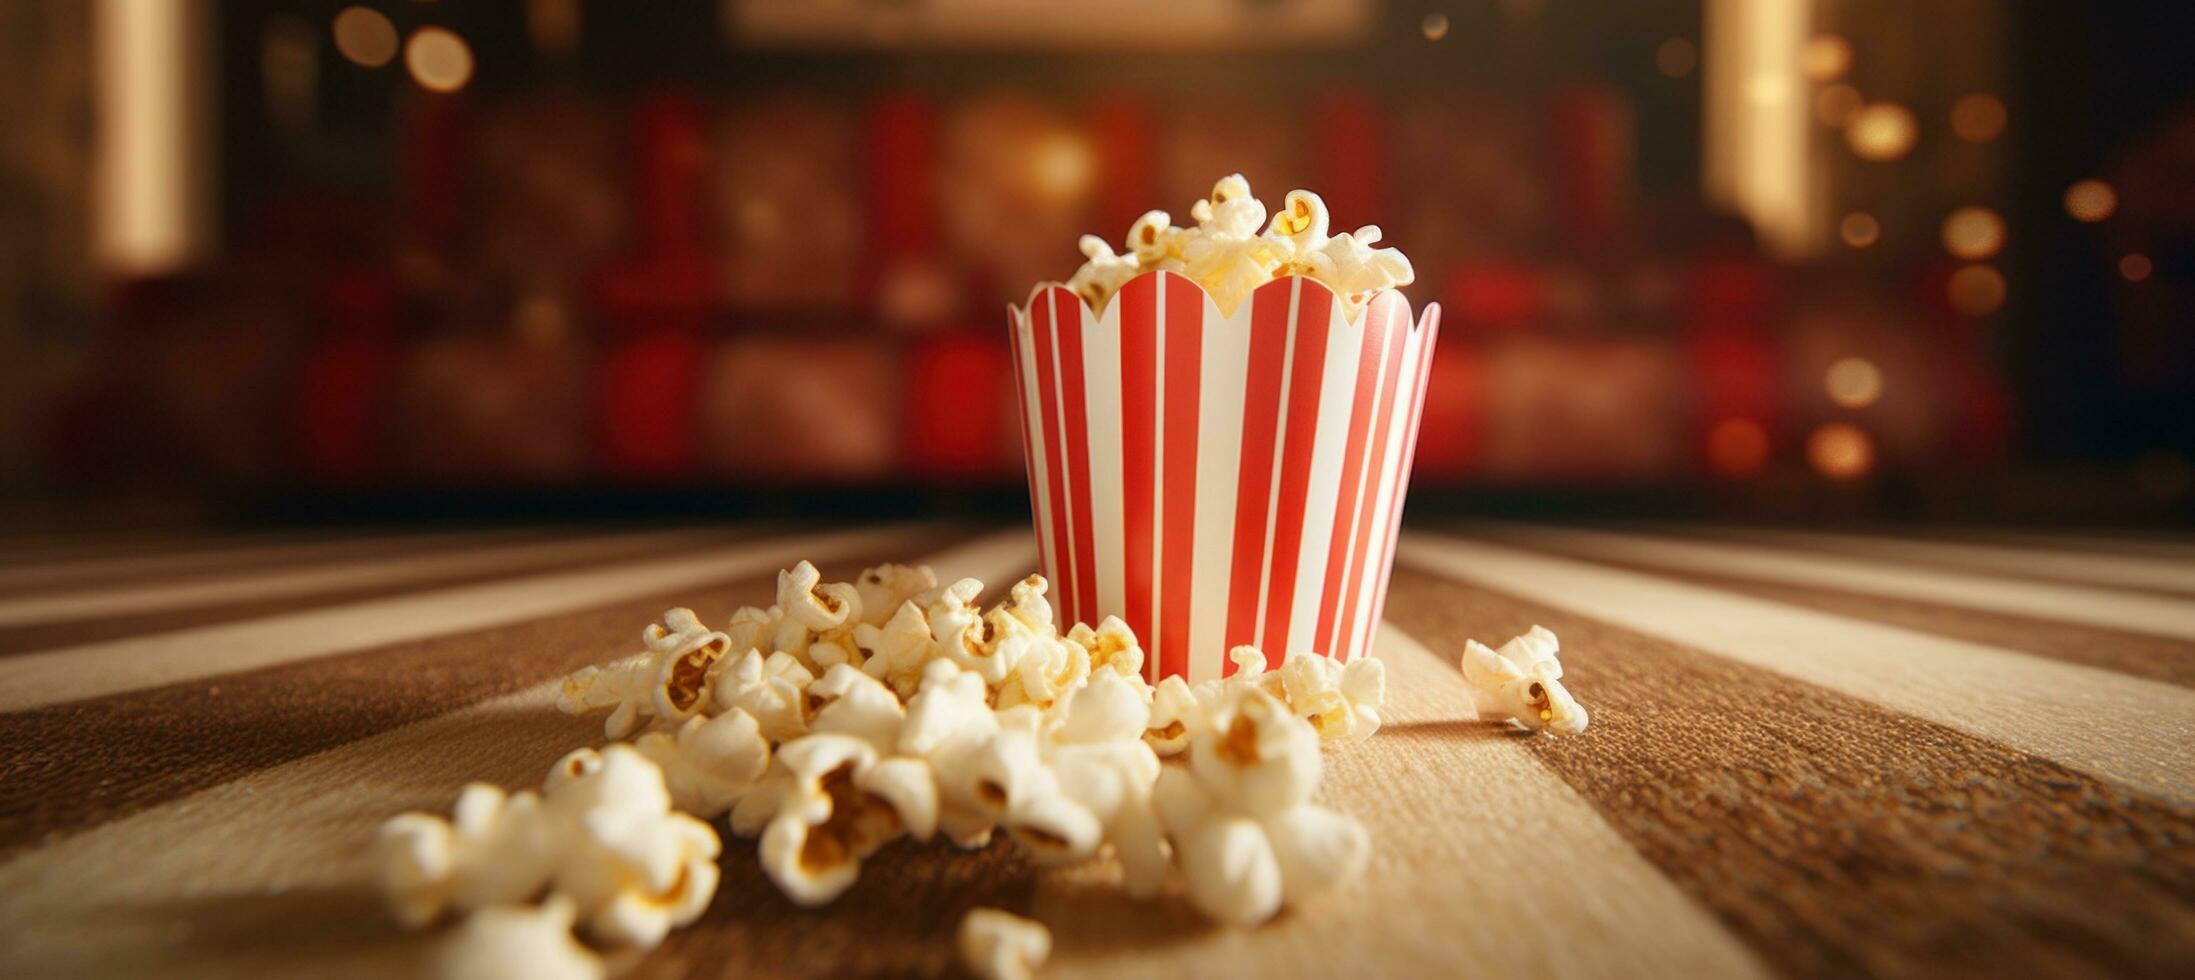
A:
[[1062, 174, 1416, 320], [376, 560, 1411, 974]]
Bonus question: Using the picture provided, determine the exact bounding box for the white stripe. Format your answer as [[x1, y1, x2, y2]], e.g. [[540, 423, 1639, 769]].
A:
[[0, 534, 1037, 980], [1401, 532, 2195, 805], [1084, 292, 1127, 632], [0, 527, 746, 627], [1492, 525, 2195, 641], [1014, 310, 1060, 594], [0, 524, 957, 713], [1664, 524, 2195, 595], [1250, 279, 1305, 654], [1042, 622, 1775, 980], [1284, 300, 1363, 659], [1188, 285, 1249, 682]]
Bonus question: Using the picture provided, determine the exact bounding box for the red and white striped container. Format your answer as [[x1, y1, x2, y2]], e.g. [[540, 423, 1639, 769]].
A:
[[1009, 271, 1441, 683]]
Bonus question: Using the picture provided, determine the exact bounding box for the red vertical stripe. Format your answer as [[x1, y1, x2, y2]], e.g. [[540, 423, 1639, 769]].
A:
[[1053, 290, 1097, 626], [1312, 300, 1394, 655], [1225, 282, 1297, 663], [1119, 277, 1159, 644], [1258, 284, 1336, 659], [1336, 294, 1416, 661], [1032, 296, 1075, 601], [1158, 275, 1203, 680], [1360, 312, 1441, 660]]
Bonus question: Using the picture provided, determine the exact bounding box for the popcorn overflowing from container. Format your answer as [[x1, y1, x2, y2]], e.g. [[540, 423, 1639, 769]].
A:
[[377, 179, 1590, 977]]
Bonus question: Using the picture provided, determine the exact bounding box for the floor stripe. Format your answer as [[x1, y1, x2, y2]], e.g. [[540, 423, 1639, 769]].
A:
[[1486, 525, 2195, 643], [1666, 525, 2195, 597], [1954, 528, 2195, 562], [1383, 566, 2195, 979], [0, 527, 547, 596], [1037, 622, 1774, 980], [1535, 543, 2195, 690], [0, 533, 1038, 979], [1399, 533, 2195, 806], [0, 527, 759, 629], [0, 524, 947, 714], [0, 536, 979, 856]]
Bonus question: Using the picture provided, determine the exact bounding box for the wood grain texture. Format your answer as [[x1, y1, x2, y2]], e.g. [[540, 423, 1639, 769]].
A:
[[1483, 525, 2195, 641], [1384, 566, 2195, 979], [0, 538, 957, 856], [3, 523, 2191, 979], [1400, 533, 2195, 806], [0, 528, 773, 654], [1518, 540, 2195, 689], [1664, 525, 2195, 598], [0, 525, 951, 713], [0, 527, 546, 596]]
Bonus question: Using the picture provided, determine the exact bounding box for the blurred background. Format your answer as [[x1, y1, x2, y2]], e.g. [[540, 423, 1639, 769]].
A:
[[2, 0, 2190, 530]]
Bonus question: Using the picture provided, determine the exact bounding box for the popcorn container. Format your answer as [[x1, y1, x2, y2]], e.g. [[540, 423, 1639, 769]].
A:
[[1009, 272, 1441, 683]]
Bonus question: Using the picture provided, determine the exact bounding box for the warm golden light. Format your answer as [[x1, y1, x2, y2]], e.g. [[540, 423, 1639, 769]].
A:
[[404, 27, 474, 93], [332, 6, 398, 68], [1824, 357, 1882, 409], [1032, 134, 1096, 199], [1656, 38, 1698, 78], [1949, 93, 2007, 143], [1940, 206, 2006, 260], [1814, 84, 1862, 126], [1800, 34, 1851, 82], [2120, 253, 2153, 282], [1706, 417, 1771, 478], [1807, 423, 1875, 480], [1846, 102, 1917, 161], [2064, 180, 2117, 223], [1948, 264, 2007, 316], [93, 0, 216, 276], [1702, 0, 1817, 259], [1839, 212, 1880, 248], [1421, 13, 1450, 41]]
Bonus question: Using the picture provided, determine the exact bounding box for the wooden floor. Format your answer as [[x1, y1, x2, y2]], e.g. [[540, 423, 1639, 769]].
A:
[[0, 522, 2190, 978]]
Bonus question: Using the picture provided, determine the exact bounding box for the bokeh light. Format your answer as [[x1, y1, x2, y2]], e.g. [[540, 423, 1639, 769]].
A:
[[1825, 357, 1883, 408], [1808, 423, 1875, 480], [405, 27, 474, 94], [332, 6, 399, 68], [1801, 34, 1853, 82], [1846, 103, 1917, 161], [1948, 264, 2007, 316], [1656, 38, 1697, 78], [1840, 212, 1881, 248], [2063, 179, 2117, 223], [1032, 133, 1096, 199], [1421, 13, 1450, 41], [2120, 253, 2153, 282], [1940, 206, 2006, 260], [1706, 417, 1770, 478], [1950, 93, 2007, 143], [1815, 84, 1863, 126]]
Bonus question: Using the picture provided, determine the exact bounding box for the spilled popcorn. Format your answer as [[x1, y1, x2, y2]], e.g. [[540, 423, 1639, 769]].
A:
[[375, 560, 1587, 976], [960, 907, 1052, 980], [1459, 626, 1590, 735], [1061, 174, 1415, 320]]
